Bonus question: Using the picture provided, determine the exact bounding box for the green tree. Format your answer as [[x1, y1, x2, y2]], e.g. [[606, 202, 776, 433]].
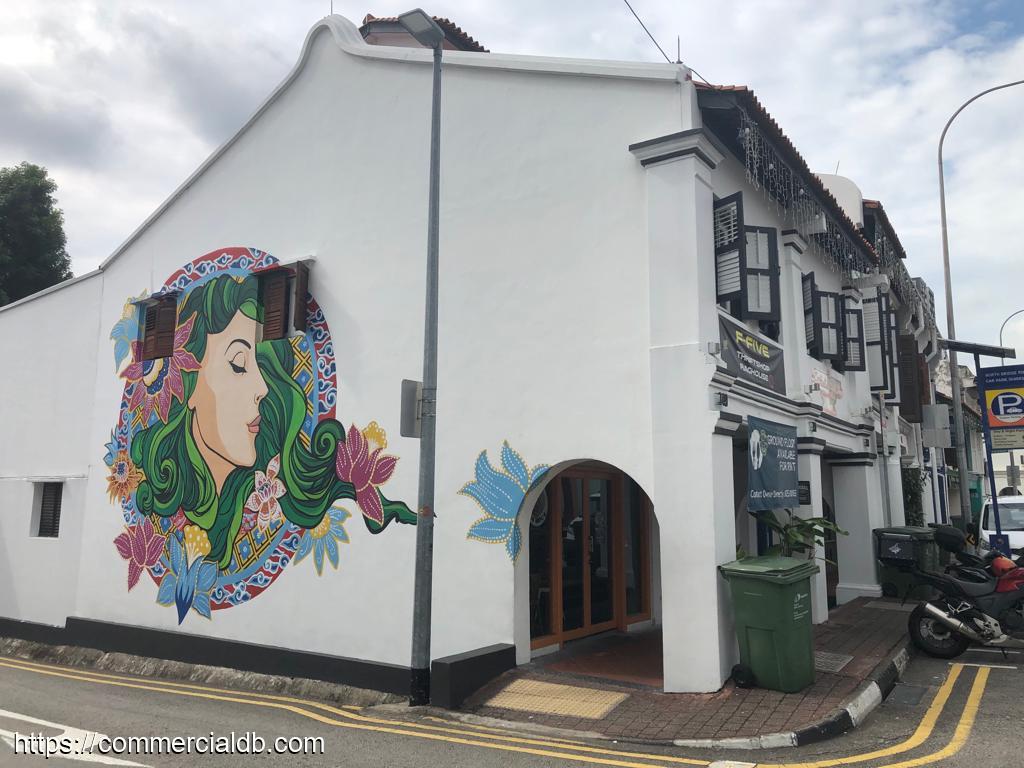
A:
[[0, 162, 72, 306]]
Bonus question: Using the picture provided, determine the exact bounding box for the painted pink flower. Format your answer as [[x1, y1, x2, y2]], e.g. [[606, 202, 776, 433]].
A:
[[113, 517, 166, 590], [245, 455, 286, 533], [120, 312, 201, 424], [335, 423, 398, 525]]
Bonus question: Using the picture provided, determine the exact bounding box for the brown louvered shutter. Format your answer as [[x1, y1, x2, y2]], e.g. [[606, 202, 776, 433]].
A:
[[153, 297, 177, 359], [262, 269, 290, 340], [141, 303, 159, 361], [37, 482, 63, 538], [292, 261, 309, 333]]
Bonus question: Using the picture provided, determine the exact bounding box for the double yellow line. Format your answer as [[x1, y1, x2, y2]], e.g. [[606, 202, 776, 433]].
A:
[[0, 656, 991, 768]]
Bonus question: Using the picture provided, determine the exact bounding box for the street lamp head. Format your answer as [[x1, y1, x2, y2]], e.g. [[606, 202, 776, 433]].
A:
[[398, 8, 445, 49]]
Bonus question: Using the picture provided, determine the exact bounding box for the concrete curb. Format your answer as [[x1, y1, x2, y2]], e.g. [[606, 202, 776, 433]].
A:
[[442, 641, 912, 752], [675, 643, 911, 751], [0, 636, 403, 708]]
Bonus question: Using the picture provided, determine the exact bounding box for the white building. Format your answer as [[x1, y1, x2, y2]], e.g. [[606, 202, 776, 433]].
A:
[[0, 14, 937, 699]]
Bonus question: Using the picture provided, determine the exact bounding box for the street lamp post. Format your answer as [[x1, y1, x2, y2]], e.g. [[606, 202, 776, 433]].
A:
[[999, 309, 1024, 352], [937, 79, 1024, 526], [398, 8, 446, 708]]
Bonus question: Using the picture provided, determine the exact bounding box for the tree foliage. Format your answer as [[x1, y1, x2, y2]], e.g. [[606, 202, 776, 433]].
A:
[[0, 162, 72, 306], [901, 466, 927, 527]]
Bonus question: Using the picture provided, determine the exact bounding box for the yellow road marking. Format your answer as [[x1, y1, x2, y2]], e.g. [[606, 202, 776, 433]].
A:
[[0, 657, 704, 767], [871, 666, 989, 768], [760, 664, 964, 768], [421, 715, 588, 745]]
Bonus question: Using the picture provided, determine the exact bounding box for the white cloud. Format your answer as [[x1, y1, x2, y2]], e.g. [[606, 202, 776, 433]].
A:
[[0, 0, 1021, 357]]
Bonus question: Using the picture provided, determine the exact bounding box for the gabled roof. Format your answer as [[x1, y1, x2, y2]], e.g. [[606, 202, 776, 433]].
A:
[[696, 83, 878, 270], [360, 13, 488, 52]]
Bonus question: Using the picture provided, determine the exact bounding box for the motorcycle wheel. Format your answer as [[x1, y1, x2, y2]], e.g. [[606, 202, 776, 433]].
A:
[[909, 604, 970, 659]]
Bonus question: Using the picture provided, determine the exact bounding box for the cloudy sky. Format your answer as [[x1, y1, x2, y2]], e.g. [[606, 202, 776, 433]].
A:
[[2, 0, 1023, 359]]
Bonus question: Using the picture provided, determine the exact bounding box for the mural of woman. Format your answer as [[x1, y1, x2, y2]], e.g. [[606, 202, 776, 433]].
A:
[[108, 249, 415, 623]]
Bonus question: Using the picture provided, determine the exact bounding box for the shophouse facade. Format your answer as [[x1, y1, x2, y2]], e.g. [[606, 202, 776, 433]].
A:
[[0, 14, 938, 698]]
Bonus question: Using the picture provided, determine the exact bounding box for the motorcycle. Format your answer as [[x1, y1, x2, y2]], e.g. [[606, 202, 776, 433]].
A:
[[877, 525, 1024, 659]]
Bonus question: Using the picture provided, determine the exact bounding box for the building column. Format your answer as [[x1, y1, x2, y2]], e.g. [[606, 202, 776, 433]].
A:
[[797, 444, 829, 623], [631, 129, 738, 692], [831, 458, 884, 603]]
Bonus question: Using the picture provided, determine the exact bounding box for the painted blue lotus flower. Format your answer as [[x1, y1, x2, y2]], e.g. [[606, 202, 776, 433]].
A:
[[461, 442, 548, 561], [110, 295, 145, 372], [157, 533, 218, 623], [103, 430, 119, 468], [294, 506, 350, 575]]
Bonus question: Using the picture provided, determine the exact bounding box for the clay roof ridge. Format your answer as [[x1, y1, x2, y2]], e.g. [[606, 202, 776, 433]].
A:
[[361, 13, 489, 52], [696, 83, 878, 267]]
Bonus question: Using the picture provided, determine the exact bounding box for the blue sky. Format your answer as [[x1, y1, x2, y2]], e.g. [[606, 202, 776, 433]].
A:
[[1, 1, 1022, 361]]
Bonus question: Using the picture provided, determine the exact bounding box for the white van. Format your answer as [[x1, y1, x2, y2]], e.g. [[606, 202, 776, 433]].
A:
[[979, 496, 1024, 552]]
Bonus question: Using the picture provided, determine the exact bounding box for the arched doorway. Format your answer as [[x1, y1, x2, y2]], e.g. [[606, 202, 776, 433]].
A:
[[527, 461, 654, 650]]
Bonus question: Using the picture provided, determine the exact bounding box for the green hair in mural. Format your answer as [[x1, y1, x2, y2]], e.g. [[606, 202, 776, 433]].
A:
[[130, 274, 410, 568]]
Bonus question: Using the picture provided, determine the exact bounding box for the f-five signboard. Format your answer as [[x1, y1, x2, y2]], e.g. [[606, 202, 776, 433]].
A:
[[719, 312, 786, 395], [978, 365, 1024, 451]]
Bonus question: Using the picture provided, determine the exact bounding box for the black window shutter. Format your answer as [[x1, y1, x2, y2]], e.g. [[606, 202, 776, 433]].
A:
[[292, 261, 310, 333], [262, 269, 290, 340], [863, 294, 889, 392], [713, 193, 745, 307], [818, 291, 844, 362], [742, 226, 780, 321], [883, 296, 901, 404], [803, 272, 822, 358], [898, 334, 923, 422], [37, 482, 63, 538], [843, 300, 866, 371]]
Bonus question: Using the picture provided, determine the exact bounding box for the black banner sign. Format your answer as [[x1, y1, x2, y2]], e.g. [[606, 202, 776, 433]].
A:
[[719, 313, 786, 395], [748, 416, 799, 510]]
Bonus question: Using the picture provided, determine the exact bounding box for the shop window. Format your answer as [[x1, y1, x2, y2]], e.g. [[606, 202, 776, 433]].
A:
[[33, 482, 63, 538], [140, 294, 178, 361]]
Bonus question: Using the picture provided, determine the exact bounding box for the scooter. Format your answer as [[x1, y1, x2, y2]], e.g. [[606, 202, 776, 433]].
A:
[[877, 526, 1024, 659]]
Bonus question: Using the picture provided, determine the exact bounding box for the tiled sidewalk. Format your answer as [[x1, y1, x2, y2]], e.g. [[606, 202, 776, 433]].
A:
[[462, 597, 909, 742]]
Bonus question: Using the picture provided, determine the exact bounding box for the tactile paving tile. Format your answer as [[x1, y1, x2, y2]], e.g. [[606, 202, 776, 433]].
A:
[[814, 650, 854, 673], [485, 679, 629, 719]]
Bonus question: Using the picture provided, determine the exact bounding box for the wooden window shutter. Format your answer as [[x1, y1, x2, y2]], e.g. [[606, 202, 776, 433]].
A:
[[713, 193, 745, 307], [141, 295, 177, 361], [898, 334, 923, 422], [141, 303, 158, 361], [863, 293, 889, 392], [262, 269, 290, 340], [803, 272, 822, 358], [742, 226, 781, 321], [919, 355, 932, 405], [37, 482, 63, 538], [883, 296, 901, 404], [292, 261, 310, 333], [843, 300, 866, 372], [818, 291, 845, 362]]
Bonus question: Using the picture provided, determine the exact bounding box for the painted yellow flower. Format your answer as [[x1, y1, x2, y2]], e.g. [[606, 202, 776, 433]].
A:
[[106, 450, 144, 503], [184, 525, 211, 562]]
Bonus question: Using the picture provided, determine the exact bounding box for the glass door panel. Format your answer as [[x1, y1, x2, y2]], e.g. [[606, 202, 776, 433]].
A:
[[588, 478, 613, 625], [561, 478, 585, 632], [529, 487, 553, 638]]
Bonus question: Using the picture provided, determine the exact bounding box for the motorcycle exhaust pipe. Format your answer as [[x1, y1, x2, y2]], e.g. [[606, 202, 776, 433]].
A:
[[922, 602, 985, 643]]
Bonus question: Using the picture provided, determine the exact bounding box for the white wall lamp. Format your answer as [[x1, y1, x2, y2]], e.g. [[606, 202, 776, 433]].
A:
[[707, 341, 722, 356], [809, 423, 818, 433], [804, 383, 821, 394]]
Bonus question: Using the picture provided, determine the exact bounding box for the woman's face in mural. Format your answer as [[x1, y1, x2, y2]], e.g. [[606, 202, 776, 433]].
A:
[[188, 311, 268, 487]]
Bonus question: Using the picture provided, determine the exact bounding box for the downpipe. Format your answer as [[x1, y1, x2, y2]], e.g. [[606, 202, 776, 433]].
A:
[[922, 602, 1024, 648]]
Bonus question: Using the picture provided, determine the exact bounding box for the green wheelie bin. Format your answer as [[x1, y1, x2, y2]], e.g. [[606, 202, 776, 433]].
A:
[[719, 556, 820, 693]]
